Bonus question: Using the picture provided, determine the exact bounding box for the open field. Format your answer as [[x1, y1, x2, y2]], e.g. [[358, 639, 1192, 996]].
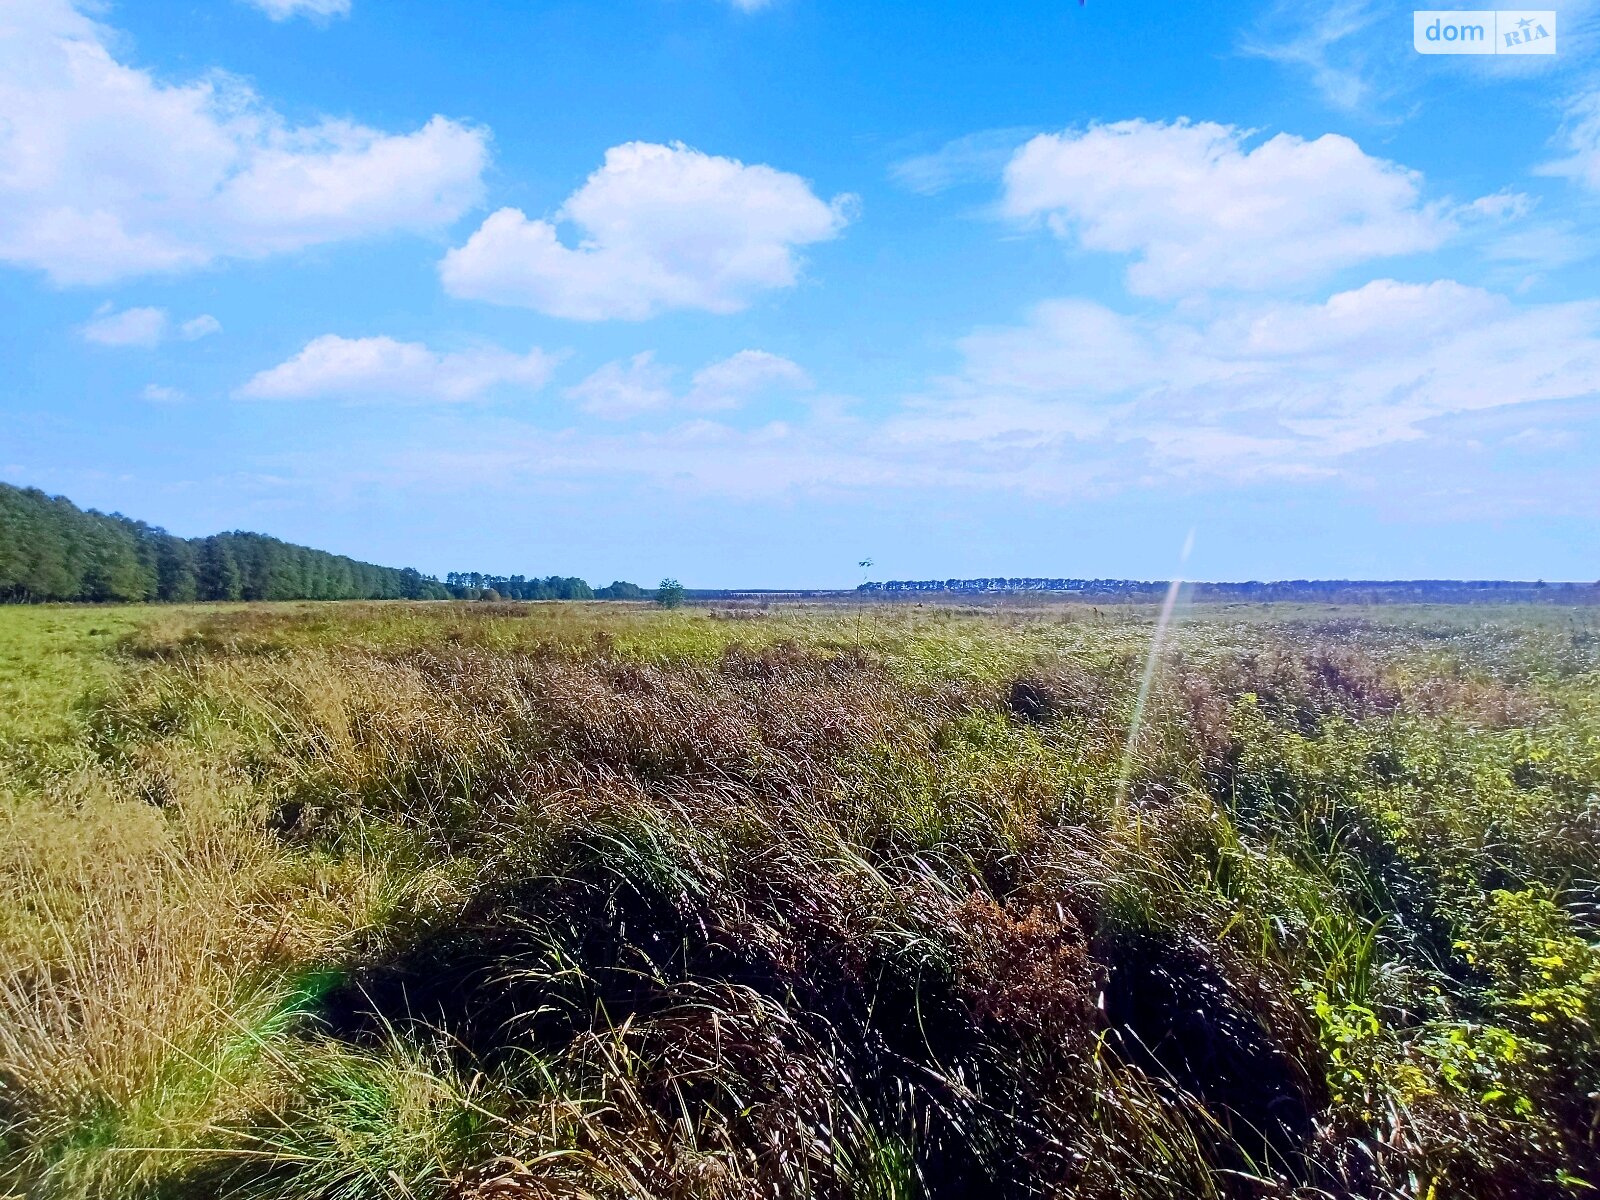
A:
[[1, 599, 1598, 1199]]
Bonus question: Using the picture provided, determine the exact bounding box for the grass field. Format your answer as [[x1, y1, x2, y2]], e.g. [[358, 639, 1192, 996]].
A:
[[1, 598, 1597, 1199]]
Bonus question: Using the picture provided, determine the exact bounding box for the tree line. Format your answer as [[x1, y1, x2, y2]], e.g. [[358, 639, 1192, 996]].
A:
[[441, 574, 647, 602], [0, 483, 647, 605]]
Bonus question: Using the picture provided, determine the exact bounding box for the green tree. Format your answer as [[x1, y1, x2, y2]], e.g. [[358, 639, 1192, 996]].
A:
[[656, 578, 686, 609], [153, 528, 198, 601], [197, 537, 243, 602], [0, 479, 464, 605], [80, 520, 153, 601]]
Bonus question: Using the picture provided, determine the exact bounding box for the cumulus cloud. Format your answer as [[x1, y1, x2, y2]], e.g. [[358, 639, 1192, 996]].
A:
[[1002, 119, 1452, 298], [441, 142, 853, 319], [80, 305, 169, 347], [245, 0, 351, 20], [237, 335, 558, 403], [0, 0, 488, 285]]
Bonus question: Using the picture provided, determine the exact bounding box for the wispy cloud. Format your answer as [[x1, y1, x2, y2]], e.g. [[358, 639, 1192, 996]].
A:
[[1239, 0, 1392, 112], [180, 314, 223, 340], [889, 127, 1036, 195], [1540, 87, 1600, 193], [80, 305, 169, 348], [238, 335, 560, 403], [687, 350, 811, 411], [919, 279, 1600, 482], [244, 0, 352, 22], [79, 305, 221, 347], [1241, 0, 1600, 114], [565, 349, 812, 419], [564, 353, 677, 420], [254, 274, 1600, 512]]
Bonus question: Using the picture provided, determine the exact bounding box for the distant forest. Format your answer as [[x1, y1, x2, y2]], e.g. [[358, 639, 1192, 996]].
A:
[[0, 483, 643, 604], [860, 577, 1600, 604]]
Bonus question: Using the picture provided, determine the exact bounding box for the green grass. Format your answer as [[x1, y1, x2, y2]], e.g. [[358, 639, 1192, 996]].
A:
[[0, 605, 154, 747], [1, 598, 1597, 1199]]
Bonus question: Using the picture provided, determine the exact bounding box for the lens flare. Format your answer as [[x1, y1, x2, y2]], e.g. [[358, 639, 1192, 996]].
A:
[[1115, 529, 1195, 808]]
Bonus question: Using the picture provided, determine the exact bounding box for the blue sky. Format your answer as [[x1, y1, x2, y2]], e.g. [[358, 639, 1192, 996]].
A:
[[2, 0, 1598, 586]]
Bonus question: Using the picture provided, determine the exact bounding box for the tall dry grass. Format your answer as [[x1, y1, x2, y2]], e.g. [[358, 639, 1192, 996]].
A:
[[0, 600, 1596, 1199]]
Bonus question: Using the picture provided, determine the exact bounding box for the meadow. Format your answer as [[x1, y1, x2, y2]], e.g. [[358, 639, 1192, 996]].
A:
[[0, 597, 1597, 1199]]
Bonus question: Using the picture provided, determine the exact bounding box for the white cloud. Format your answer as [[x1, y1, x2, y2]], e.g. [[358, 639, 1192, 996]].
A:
[[910, 279, 1600, 481], [1506, 426, 1580, 452], [889, 127, 1038, 196], [1480, 220, 1596, 273], [79, 305, 221, 346], [256, 282, 1600, 513], [566, 349, 812, 419], [141, 383, 186, 403], [245, 0, 351, 21], [80, 304, 168, 347], [237, 335, 559, 403], [687, 350, 810, 410], [1541, 89, 1600, 194], [0, 0, 488, 285], [507, 280, 1599, 498], [440, 141, 853, 319], [1002, 119, 1452, 298], [1241, 0, 1600, 113], [180, 314, 222, 340], [1239, 0, 1392, 112], [565, 353, 677, 419]]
